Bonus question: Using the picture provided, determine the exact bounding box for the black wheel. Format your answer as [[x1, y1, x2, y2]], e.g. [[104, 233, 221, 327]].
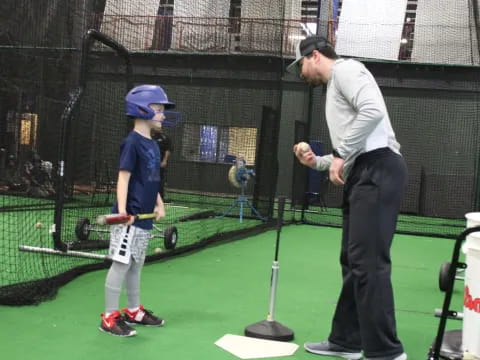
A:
[[75, 217, 91, 241], [439, 261, 452, 292], [163, 226, 178, 250]]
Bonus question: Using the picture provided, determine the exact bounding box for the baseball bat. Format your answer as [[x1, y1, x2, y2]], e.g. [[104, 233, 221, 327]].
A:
[[96, 213, 157, 226]]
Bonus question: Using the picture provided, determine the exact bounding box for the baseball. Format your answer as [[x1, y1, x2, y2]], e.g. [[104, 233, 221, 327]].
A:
[[35, 222, 43, 229], [297, 142, 310, 153], [154, 247, 163, 254]]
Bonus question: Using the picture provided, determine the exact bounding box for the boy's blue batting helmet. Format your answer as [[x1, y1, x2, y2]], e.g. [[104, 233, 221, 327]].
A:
[[125, 85, 175, 120]]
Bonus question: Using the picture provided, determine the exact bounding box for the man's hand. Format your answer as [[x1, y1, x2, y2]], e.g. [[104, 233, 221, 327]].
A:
[[329, 157, 345, 185], [154, 204, 165, 221], [161, 160, 168, 168], [293, 144, 316, 168]]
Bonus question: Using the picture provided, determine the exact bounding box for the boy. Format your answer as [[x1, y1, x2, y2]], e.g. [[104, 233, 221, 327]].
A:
[[100, 84, 176, 337]]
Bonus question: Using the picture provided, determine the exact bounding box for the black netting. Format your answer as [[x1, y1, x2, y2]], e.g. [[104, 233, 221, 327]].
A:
[[1, 0, 480, 306], [297, 67, 480, 239], [0, 0, 282, 305]]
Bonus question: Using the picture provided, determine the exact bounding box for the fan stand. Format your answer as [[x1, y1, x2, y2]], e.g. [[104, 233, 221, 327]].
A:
[[218, 183, 265, 223]]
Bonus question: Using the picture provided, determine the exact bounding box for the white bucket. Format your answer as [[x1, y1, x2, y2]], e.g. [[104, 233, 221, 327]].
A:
[[466, 213, 480, 251], [462, 213, 480, 358]]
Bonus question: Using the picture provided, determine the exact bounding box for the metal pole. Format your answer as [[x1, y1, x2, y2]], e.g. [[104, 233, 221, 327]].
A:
[[267, 197, 286, 321], [301, 1, 323, 223], [53, 88, 83, 252], [473, 0, 480, 209], [267, 261, 280, 321], [52, 29, 133, 252], [316, 0, 323, 36]]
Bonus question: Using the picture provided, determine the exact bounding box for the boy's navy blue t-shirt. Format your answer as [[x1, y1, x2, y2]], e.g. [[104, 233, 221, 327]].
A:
[[112, 131, 161, 230]]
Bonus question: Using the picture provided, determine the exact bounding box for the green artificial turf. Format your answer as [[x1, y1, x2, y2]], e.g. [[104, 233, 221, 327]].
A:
[[0, 225, 464, 360], [0, 200, 261, 288]]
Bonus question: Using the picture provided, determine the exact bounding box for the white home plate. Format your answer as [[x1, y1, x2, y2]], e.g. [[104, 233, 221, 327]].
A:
[[215, 334, 299, 359]]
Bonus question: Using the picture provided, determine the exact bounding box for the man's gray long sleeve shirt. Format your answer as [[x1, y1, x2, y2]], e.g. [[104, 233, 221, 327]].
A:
[[314, 59, 401, 178]]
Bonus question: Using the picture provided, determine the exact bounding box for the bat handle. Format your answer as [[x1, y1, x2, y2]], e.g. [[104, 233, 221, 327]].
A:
[[135, 213, 157, 221]]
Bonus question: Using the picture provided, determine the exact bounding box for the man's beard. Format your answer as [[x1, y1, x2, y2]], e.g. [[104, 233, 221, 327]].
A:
[[305, 76, 323, 87]]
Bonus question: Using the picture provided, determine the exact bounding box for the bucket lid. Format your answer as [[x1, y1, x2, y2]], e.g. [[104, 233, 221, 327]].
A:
[[465, 212, 480, 225]]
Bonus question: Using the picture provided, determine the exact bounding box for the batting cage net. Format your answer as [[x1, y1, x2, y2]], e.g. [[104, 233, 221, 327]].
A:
[[286, 0, 480, 239], [295, 77, 480, 239], [1, 0, 480, 305], [0, 0, 282, 305]]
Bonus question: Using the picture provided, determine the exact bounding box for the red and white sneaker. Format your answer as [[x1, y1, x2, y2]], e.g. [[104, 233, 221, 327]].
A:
[[99, 310, 136, 337], [122, 305, 165, 327]]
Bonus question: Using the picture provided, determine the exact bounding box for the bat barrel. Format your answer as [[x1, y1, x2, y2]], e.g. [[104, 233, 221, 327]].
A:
[[96, 214, 131, 226], [96, 213, 157, 226]]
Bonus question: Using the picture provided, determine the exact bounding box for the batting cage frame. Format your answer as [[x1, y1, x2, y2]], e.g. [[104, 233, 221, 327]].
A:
[[0, 19, 282, 305], [17, 29, 133, 259]]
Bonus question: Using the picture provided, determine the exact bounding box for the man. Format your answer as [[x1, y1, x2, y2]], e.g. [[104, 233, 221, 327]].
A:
[[152, 128, 173, 201], [288, 36, 408, 360]]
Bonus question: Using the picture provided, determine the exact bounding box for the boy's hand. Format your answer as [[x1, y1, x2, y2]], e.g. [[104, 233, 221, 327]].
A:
[[154, 204, 165, 221], [119, 211, 135, 226]]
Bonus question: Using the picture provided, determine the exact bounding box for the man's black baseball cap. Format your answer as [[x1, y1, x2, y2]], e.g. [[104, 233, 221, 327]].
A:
[[287, 35, 331, 76]]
